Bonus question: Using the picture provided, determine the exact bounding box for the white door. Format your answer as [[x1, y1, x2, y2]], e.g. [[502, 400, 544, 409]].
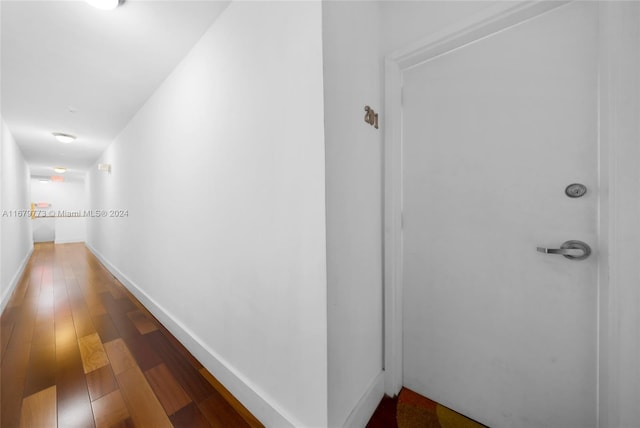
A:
[[401, 3, 598, 428]]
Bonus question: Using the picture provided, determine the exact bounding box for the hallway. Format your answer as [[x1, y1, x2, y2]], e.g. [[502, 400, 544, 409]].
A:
[[1, 243, 263, 428], [2, 1, 639, 426]]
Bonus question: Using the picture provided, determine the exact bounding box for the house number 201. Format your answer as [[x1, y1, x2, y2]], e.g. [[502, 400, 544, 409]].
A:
[[364, 106, 379, 129]]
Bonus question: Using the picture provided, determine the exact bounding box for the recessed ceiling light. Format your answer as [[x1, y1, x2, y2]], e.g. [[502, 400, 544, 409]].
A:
[[52, 132, 76, 144], [53, 167, 67, 174], [85, 0, 122, 10]]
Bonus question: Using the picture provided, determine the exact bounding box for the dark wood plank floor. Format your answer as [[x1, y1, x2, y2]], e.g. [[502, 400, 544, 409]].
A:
[[366, 395, 398, 428], [1, 242, 263, 428]]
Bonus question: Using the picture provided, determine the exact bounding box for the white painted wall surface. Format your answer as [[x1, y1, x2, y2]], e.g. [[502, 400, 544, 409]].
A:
[[1, 120, 33, 308], [31, 178, 87, 244], [598, 2, 640, 426], [87, 2, 327, 426], [322, 2, 384, 427]]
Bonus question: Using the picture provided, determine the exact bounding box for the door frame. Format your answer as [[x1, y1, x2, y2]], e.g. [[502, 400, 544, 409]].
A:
[[382, 1, 640, 426]]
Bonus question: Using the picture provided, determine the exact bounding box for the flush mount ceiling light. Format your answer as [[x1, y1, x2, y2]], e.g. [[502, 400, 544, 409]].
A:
[[85, 0, 122, 10], [53, 167, 67, 174], [52, 132, 76, 144]]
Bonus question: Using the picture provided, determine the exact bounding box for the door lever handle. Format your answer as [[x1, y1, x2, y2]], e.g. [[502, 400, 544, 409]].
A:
[[537, 247, 585, 256], [537, 240, 591, 260]]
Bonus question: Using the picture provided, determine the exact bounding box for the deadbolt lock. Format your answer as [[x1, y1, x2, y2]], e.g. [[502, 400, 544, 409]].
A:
[[565, 183, 587, 198]]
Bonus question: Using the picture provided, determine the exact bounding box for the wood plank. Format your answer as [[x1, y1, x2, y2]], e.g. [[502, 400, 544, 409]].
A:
[[0, 321, 15, 363], [86, 292, 108, 317], [91, 389, 130, 428], [53, 279, 72, 320], [144, 363, 192, 415], [111, 417, 136, 428], [78, 332, 110, 373], [200, 368, 265, 428], [116, 366, 173, 428], [31, 318, 55, 349], [92, 313, 121, 344], [125, 334, 163, 371], [160, 327, 203, 370], [366, 395, 399, 428], [170, 402, 213, 428], [1, 329, 31, 427], [56, 294, 96, 428], [23, 342, 56, 397], [56, 349, 96, 428], [104, 338, 137, 375], [1, 307, 17, 362], [86, 365, 118, 401], [69, 281, 98, 338], [110, 285, 127, 300], [113, 295, 138, 314], [7, 297, 38, 348], [19, 385, 56, 428], [127, 310, 158, 335], [146, 330, 215, 402], [1, 257, 40, 428], [197, 391, 251, 428], [7, 276, 30, 309], [99, 293, 139, 340]]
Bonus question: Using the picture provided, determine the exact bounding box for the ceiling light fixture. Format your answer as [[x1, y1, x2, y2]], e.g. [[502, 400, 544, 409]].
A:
[[85, 0, 122, 10], [39, 179, 49, 184], [53, 167, 67, 174], [52, 132, 76, 144]]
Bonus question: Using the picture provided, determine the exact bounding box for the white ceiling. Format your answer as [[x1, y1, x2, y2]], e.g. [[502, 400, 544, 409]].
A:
[[1, 0, 229, 181]]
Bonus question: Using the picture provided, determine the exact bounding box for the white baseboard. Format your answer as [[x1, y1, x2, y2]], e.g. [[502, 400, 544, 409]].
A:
[[54, 237, 85, 244], [55, 238, 85, 244], [1, 246, 34, 312], [343, 371, 385, 428], [85, 243, 296, 428]]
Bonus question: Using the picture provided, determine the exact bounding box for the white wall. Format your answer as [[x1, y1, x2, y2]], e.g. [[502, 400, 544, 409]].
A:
[[598, 1, 640, 426], [322, 2, 384, 427], [31, 178, 87, 244], [1, 119, 33, 309], [86, 2, 327, 426]]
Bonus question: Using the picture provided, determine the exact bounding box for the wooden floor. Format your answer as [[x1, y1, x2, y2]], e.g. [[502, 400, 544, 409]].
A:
[[366, 395, 398, 428], [1, 243, 263, 428]]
